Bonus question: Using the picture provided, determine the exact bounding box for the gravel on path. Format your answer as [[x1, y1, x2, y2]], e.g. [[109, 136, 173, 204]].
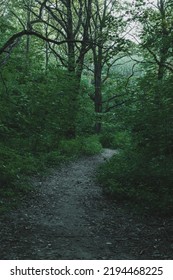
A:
[[0, 149, 172, 259]]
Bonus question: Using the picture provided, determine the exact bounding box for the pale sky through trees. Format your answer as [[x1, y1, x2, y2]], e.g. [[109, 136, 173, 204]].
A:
[[123, 0, 158, 43], [125, 0, 158, 8]]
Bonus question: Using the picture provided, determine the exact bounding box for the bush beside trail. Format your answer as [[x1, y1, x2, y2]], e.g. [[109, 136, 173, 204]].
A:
[[97, 148, 173, 216]]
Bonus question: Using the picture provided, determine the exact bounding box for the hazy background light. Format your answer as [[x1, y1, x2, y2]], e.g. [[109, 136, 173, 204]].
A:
[[122, 0, 159, 43]]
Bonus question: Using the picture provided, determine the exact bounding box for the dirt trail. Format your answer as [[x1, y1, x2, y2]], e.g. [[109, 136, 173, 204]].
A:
[[0, 149, 172, 259]]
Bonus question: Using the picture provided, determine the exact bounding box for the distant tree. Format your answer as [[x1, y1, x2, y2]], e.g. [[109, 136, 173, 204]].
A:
[[88, 0, 128, 133], [131, 0, 173, 79]]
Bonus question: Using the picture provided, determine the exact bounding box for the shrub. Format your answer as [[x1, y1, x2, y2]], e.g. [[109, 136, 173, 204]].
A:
[[58, 135, 102, 157], [112, 131, 132, 149], [99, 132, 116, 148], [43, 151, 66, 166], [79, 135, 102, 155], [58, 139, 81, 157], [0, 144, 40, 189], [97, 148, 173, 216], [99, 130, 131, 149]]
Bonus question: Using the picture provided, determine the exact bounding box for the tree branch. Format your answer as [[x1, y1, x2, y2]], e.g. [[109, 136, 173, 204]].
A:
[[0, 30, 83, 56], [104, 100, 128, 112], [102, 93, 127, 104]]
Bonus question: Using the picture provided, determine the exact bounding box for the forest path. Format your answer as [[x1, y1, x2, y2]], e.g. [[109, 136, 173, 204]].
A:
[[0, 149, 172, 259]]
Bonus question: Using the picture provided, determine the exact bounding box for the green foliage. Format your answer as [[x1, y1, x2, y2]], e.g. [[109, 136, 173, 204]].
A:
[[76, 78, 95, 135], [98, 149, 173, 215], [128, 74, 173, 157], [58, 139, 81, 157], [43, 151, 66, 166], [98, 69, 173, 216], [99, 130, 131, 149], [0, 144, 37, 188], [97, 118, 118, 148], [112, 131, 132, 149], [79, 135, 102, 155], [0, 51, 82, 212], [58, 135, 102, 157], [0, 57, 79, 148], [99, 132, 116, 148], [0, 142, 41, 213]]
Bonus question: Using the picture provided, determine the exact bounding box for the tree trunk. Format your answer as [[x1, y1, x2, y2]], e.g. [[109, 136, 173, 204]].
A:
[[93, 45, 103, 134], [45, 14, 50, 71], [64, 1, 77, 138], [26, 0, 34, 57], [66, 0, 75, 73]]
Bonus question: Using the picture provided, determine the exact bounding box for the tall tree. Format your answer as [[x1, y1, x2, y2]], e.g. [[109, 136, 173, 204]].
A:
[[89, 0, 127, 133], [132, 0, 173, 79]]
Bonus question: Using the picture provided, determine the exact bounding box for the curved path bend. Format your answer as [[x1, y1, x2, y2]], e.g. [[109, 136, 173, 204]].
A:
[[0, 149, 172, 259]]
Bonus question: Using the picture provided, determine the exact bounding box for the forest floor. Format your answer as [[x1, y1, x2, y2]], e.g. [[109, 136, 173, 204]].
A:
[[0, 149, 173, 260]]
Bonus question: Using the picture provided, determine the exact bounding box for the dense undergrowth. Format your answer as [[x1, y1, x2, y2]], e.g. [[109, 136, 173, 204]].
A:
[[0, 60, 102, 214], [97, 148, 173, 216], [97, 75, 173, 217], [0, 135, 102, 214]]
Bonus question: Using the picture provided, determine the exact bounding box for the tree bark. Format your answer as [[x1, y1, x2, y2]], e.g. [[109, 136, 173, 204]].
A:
[[93, 45, 103, 134]]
